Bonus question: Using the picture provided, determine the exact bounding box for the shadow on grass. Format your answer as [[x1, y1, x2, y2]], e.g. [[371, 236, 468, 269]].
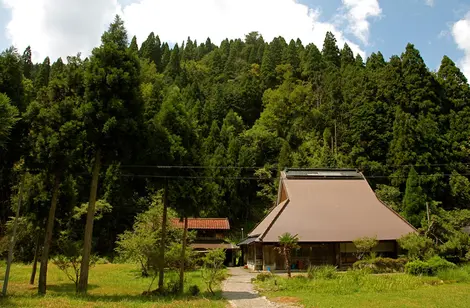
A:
[[47, 283, 99, 293], [0, 296, 21, 308], [2, 287, 225, 305]]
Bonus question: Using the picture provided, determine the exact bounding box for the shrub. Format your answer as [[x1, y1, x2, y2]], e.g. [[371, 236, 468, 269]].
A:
[[398, 233, 435, 260], [256, 272, 274, 282], [353, 258, 407, 273], [202, 249, 226, 295], [405, 260, 430, 275], [405, 256, 456, 276], [427, 256, 456, 274], [189, 284, 200, 296], [96, 256, 111, 264], [307, 265, 337, 280], [353, 236, 378, 260]]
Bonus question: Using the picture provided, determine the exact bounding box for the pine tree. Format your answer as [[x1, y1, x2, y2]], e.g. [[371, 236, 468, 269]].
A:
[[322, 32, 340, 68], [403, 167, 426, 227], [34, 57, 51, 89], [129, 35, 139, 53], [21, 46, 33, 79], [165, 44, 181, 78], [340, 43, 355, 69]]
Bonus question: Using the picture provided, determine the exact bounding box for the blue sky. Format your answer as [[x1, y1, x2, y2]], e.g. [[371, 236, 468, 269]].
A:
[[1, 0, 470, 75]]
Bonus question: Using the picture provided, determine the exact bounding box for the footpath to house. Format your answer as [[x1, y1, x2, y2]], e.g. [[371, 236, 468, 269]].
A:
[[222, 267, 299, 308]]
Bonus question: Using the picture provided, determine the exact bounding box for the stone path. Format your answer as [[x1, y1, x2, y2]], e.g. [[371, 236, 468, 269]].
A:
[[222, 267, 298, 308]]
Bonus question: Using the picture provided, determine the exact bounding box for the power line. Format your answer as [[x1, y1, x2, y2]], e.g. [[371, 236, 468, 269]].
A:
[[114, 163, 470, 170]]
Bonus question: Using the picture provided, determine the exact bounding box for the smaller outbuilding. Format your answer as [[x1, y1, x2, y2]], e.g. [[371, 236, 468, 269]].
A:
[[172, 217, 238, 266]]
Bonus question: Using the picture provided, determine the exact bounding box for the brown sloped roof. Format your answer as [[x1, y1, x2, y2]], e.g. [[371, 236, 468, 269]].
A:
[[171, 218, 230, 230], [251, 170, 415, 243], [249, 200, 288, 237]]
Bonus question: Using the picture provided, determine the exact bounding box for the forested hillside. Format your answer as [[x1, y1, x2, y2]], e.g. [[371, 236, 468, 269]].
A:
[[1, 15, 470, 260]]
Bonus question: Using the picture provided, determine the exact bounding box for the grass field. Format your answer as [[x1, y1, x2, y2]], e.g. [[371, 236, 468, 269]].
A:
[[0, 263, 226, 308], [255, 267, 470, 308]]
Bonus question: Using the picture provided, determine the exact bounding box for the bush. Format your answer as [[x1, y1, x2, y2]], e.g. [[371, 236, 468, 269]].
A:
[[405, 256, 456, 276], [256, 272, 274, 281], [96, 256, 111, 264], [398, 233, 435, 260], [307, 265, 337, 280], [202, 249, 226, 295], [405, 260, 430, 275], [353, 258, 407, 273], [353, 236, 378, 260], [189, 284, 200, 296], [427, 256, 457, 274]]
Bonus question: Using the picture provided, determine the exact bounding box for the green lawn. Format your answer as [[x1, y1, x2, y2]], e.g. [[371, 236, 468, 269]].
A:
[[255, 270, 470, 308], [0, 263, 226, 308]]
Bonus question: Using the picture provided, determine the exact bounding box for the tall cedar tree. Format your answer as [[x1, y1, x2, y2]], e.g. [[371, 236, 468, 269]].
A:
[[77, 15, 141, 293], [25, 59, 84, 294]]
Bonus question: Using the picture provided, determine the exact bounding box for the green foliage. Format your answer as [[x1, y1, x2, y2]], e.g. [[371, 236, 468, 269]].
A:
[[256, 271, 274, 281], [437, 264, 470, 282], [188, 284, 201, 296], [52, 231, 98, 292], [0, 93, 19, 149], [307, 265, 338, 279], [405, 256, 456, 276], [353, 257, 408, 273], [275, 233, 300, 278], [398, 233, 435, 260], [353, 236, 378, 260], [201, 249, 226, 295], [115, 192, 187, 276]]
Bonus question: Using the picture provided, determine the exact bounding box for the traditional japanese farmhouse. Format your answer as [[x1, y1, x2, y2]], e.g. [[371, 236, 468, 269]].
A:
[[238, 168, 416, 271]]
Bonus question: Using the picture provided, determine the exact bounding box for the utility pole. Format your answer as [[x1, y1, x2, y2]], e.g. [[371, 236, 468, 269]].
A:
[[2, 173, 25, 297]]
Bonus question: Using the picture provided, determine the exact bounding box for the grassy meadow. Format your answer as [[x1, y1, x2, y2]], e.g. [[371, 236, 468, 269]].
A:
[[0, 263, 226, 308], [255, 266, 470, 308]]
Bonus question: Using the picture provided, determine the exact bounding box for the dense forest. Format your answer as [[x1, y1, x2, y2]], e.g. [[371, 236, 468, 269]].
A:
[[1, 15, 470, 267]]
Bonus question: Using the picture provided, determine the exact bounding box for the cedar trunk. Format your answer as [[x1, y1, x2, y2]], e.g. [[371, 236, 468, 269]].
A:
[[178, 217, 188, 292], [38, 173, 61, 295], [77, 149, 101, 294], [30, 231, 42, 285], [158, 179, 169, 290]]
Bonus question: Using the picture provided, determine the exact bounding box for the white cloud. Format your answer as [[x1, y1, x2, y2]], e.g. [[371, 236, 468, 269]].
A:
[[425, 0, 434, 7], [2, 0, 367, 62], [340, 0, 382, 45], [452, 12, 470, 78], [122, 0, 365, 57], [2, 0, 121, 62]]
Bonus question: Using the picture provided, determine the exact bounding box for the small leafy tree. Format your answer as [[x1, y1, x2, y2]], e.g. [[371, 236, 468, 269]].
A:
[[353, 236, 378, 260], [115, 192, 185, 277], [202, 249, 226, 295], [275, 232, 300, 278], [397, 232, 435, 260], [52, 232, 97, 293]]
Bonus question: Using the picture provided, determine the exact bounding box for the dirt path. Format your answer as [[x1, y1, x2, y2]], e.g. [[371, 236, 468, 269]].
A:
[[222, 267, 298, 308]]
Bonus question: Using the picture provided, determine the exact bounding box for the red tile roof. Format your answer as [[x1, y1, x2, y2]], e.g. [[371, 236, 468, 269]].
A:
[[171, 218, 230, 230]]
